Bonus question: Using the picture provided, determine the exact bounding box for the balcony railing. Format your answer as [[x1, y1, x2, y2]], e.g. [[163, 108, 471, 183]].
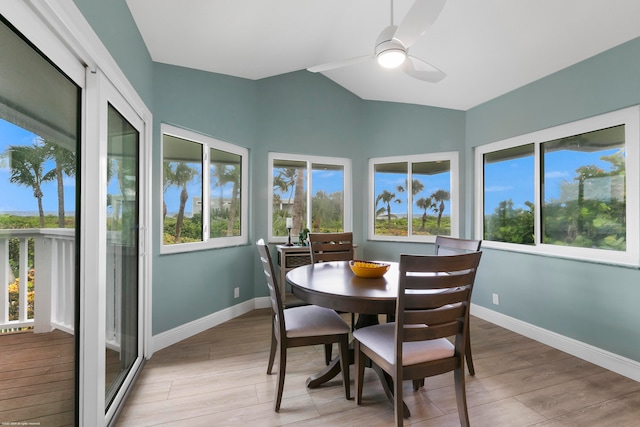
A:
[[0, 229, 75, 334]]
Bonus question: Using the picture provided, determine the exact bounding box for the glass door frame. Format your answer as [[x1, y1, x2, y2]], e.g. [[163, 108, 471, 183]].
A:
[[83, 68, 151, 426], [1, 2, 153, 425]]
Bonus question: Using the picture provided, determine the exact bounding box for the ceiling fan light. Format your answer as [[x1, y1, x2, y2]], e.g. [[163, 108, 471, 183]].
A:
[[377, 49, 406, 68]]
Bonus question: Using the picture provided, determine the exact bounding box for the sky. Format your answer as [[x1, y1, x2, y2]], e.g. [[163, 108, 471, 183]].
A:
[[2, 117, 622, 219], [0, 119, 77, 215], [374, 171, 451, 217], [484, 147, 621, 215]]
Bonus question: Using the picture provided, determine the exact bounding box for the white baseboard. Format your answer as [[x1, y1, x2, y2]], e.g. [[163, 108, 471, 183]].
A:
[[471, 303, 640, 382], [150, 296, 271, 356]]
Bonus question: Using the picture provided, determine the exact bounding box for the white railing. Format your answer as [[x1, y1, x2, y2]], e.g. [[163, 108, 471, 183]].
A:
[[0, 229, 75, 334]]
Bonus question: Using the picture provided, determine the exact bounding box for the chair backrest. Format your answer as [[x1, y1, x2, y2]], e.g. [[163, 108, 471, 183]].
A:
[[308, 232, 354, 263], [256, 239, 285, 336], [395, 252, 482, 366], [435, 235, 481, 256]]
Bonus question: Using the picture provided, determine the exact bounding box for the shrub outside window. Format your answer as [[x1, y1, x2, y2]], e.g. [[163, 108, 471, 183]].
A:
[[268, 153, 351, 244], [483, 144, 535, 245], [161, 124, 248, 253], [475, 106, 639, 266], [369, 152, 459, 242]]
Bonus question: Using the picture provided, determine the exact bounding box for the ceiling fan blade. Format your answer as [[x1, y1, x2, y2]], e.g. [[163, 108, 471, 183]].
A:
[[307, 55, 372, 73], [403, 55, 446, 82], [393, 0, 446, 48]]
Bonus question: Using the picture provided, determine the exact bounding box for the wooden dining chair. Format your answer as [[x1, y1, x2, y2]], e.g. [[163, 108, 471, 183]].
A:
[[435, 235, 482, 256], [256, 239, 351, 411], [308, 231, 356, 361], [308, 232, 354, 263], [353, 252, 482, 427], [435, 235, 482, 376]]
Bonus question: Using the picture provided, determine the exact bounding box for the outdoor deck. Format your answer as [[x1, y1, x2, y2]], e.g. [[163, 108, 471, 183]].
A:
[[0, 329, 75, 426]]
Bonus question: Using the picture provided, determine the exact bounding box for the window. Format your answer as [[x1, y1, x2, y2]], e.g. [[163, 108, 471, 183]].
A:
[[161, 124, 248, 253], [268, 153, 351, 243], [369, 152, 459, 242], [483, 144, 535, 244], [475, 106, 639, 266]]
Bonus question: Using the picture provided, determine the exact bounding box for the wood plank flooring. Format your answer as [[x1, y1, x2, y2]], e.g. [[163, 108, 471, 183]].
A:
[[0, 329, 75, 426], [116, 309, 640, 426]]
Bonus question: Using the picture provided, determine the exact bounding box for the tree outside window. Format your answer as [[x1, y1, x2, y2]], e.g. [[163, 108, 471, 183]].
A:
[[269, 153, 351, 244], [369, 153, 458, 242], [475, 106, 639, 266], [161, 124, 247, 253]]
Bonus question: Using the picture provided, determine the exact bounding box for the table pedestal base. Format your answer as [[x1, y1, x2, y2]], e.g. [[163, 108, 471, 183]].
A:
[[305, 314, 410, 418]]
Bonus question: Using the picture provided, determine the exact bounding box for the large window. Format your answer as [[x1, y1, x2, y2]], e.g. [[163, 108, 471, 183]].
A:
[[369, 152, 459, 242], [268, 153, 351, 243], [161, 124, 248, 253], [475, 106, 639, 266]]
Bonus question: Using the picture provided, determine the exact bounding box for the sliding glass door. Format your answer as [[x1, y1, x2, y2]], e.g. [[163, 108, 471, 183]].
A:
[[93, 75, 147, 426], [105, 104, 140, 409], [0, 16, 80, 425]]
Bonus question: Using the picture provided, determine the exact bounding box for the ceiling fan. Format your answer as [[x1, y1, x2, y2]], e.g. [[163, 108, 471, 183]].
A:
[[307, 0, 447, 83]]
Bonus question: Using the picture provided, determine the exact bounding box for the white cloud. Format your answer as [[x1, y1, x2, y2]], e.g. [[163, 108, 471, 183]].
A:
[[545, 170, 570, 179], [485, 185, 512, 192]]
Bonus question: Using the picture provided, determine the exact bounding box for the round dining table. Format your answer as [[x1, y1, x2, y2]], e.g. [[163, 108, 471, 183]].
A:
[[286, 260, 410, 416], [286, 260, 398, 318]]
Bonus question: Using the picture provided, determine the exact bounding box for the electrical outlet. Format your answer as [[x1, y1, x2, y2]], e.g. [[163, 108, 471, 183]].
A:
[[492, 293, 499, 305], [234, 287, 239, 298]]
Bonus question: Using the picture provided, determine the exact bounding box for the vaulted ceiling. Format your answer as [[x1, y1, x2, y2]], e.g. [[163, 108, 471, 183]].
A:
[[126, 0, 640, 110]]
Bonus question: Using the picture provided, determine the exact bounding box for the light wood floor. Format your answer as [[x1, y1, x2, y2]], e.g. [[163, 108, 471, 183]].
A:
[[116, 309, 640, 426]]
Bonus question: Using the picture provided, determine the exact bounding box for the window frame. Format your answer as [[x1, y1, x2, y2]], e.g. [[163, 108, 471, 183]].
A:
[[368, 151, 460, 243], [267, 152, 352, 244], [474, 106, 640, 266], [160, 123, 248, 253]]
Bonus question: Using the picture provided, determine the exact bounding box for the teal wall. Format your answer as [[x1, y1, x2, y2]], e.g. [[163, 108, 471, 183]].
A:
[[73, 0, 153, 106], [151, 64, 258, 334], [72, 0, 640, 362], [465, 37, 640, 362]]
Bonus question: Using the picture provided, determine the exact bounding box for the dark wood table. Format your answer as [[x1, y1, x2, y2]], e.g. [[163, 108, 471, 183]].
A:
[[286, 260, 409, 415]]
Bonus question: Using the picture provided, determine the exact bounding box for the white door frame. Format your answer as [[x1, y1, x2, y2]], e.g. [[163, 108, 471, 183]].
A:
[[0, 2, 153, 426]]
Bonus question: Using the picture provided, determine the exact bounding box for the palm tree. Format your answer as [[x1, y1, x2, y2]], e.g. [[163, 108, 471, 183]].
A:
[[43, 140, 76, 228], [376, 190, 400, 226], [416, 196, 434, 231], [162, 161, 177, 221], [430, 189, 450, 228], [211, 163, 228, 214], [222, 165, 240, 237], [273, 167, 305, 235], [7, 141, 55, 227], [172, 162, 198, 243], [291, 168, 305, 235], [273, 167, 296, 216], [396, 178, 424, 198]]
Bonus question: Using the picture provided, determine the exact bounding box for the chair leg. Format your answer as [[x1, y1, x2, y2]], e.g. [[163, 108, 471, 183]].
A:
[[267, 323, 277, 375], [465, 332, 475, 375], [274, 345, 286, 412], [394, 371, 404, 426], [355, 341, 365, 405], [453, 365, 470, 427], [338, 335, 350, 400], [324, 344, 332, 365]]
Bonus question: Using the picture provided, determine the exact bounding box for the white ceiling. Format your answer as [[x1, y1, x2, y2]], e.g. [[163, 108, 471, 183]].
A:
[[126, 0, 640, 111]]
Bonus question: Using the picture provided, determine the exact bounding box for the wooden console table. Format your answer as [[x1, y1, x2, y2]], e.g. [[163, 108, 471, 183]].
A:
[[275, 243, 359, 303], [276, 245, 312, 299]]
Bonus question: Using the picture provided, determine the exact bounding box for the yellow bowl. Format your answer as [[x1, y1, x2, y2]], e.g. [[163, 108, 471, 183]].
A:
[[349, 260, 391, 278]]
